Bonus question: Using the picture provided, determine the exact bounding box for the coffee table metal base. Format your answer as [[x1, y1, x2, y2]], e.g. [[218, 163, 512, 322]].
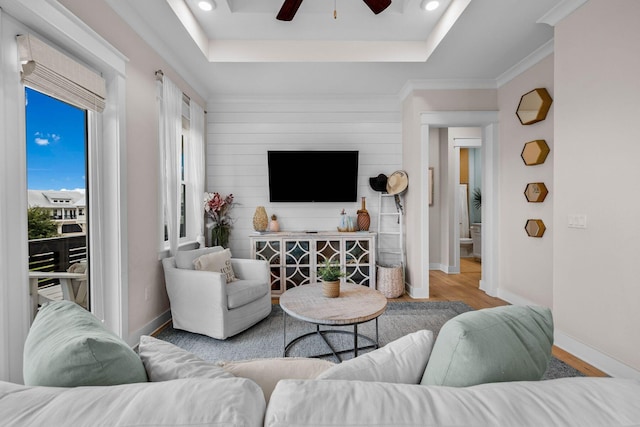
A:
[[283, 312, 380, 362]]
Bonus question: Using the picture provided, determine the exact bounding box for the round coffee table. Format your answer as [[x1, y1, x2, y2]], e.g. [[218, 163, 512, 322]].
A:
[[279, 282, 387, 362]]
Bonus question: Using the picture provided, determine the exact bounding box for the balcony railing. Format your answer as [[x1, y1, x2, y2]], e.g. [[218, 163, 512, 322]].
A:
[[29, 235, 87, 288]]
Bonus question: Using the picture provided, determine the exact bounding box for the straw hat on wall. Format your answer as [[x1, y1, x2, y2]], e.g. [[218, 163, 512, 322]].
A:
[[386, 170, 408, 195]]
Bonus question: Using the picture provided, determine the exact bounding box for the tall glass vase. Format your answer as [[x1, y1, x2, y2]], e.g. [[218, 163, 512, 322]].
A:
[[211, 225, 230, 248]]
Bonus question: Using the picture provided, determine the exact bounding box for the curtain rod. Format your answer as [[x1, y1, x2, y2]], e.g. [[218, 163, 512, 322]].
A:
[[155, 69, 206, 113]]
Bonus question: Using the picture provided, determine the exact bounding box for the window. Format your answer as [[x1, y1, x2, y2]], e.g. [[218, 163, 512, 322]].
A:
[[158, 74, 205, 255]]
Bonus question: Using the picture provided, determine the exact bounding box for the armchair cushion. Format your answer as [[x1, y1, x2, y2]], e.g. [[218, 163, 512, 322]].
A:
[[175, 246, 223, 270], [227, 280, 269, 309], [421, 305, 553, 387], [193, 248, 237, 282]]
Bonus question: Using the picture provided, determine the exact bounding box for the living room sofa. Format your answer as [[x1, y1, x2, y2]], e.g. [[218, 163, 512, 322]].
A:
[[1, 300, 639, 426]]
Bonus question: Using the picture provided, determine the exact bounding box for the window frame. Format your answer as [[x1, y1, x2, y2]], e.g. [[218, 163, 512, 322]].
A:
[[0, 1, 128, 383]]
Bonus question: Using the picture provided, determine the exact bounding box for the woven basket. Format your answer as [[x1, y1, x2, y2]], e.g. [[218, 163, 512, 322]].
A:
[[376, 264, 404, 298], [322, 280, 340, 298]]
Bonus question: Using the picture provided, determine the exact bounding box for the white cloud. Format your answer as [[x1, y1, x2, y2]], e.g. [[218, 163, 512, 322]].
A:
[[33, 132, 61, 146]]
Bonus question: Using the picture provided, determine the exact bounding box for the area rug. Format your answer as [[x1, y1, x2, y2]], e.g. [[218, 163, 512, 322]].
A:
[[156, 301, 584, 379]]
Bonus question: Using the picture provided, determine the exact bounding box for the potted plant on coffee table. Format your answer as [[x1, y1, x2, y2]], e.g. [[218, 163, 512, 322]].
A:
[[317, 259, 346, 298]]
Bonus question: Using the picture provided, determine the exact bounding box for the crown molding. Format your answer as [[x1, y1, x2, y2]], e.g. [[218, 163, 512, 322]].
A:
[[398, 79, 497, 103], [207, 93, 401, 110], [496, 39, 554, 88], [537, 0, 589, 27], [105, 0, 210, 98]]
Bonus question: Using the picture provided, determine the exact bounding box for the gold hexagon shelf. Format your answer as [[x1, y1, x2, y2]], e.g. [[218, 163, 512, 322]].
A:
[[524, 182, 549, 203], [516, 88, 553, 125], [525, 219, 546, 238], [521, 139, 550, 166]]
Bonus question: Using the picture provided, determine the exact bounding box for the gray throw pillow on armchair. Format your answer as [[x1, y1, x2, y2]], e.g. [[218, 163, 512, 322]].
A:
[[421, 305, 553, 387]]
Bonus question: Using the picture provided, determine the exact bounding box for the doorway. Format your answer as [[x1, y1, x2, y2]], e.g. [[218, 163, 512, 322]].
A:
[[452, 133, 482, 278], [25, 87, 90, 316], [420, 111, 499, 298]]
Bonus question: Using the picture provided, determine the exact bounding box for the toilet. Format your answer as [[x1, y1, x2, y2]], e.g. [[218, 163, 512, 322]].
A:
[[460, 237, 473, 258]]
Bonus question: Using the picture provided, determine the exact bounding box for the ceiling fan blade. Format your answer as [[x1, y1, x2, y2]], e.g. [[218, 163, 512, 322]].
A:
[[277, 0, 304, 21], [362, 0, 392, 14]]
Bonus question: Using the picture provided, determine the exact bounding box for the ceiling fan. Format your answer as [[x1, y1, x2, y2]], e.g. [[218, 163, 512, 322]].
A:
[[276, 0, 392, 21]]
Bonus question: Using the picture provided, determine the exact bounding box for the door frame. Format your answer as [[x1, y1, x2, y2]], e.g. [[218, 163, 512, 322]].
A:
[[420, 111, 499, 297]]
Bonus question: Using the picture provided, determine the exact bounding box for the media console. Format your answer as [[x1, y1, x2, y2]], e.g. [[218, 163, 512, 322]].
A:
[[249, 231, 376, 297]]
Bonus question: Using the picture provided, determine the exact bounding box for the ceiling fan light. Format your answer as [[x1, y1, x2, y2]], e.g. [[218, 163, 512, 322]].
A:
[[198, 1, 215, 11], [421, 0, 440, 11]]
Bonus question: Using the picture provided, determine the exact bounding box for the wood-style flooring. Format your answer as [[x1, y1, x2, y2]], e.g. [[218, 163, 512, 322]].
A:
[[390, 258, 607, 377]]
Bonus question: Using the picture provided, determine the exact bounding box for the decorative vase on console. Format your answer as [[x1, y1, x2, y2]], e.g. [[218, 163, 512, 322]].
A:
[[269, 214, 280, 232], [253, 206, 269, 232], [357, 197, 370, 231], [211, 225, 230, 248]]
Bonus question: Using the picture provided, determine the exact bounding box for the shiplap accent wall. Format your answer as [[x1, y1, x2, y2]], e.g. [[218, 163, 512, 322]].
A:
[[205, 96, 402, 259]]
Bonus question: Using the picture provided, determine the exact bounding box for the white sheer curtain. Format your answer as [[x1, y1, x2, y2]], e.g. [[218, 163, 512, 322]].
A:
[[158, 76, 182, 256], [188, 101, 206, 248]]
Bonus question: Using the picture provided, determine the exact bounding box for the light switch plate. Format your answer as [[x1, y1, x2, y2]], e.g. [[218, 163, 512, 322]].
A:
[[568, 214, 587, 229]]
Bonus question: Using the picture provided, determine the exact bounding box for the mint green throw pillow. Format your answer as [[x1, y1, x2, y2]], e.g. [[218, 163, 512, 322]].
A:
[[24, 300, 148, 387], [421, 305, 553, 387]]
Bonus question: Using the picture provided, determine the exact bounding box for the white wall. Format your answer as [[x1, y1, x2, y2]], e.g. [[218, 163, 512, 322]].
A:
[[553, 0, 640, 376], [206, 96, 402, 260], [61, 0, 206, 338], [497, 55, 554, 308]]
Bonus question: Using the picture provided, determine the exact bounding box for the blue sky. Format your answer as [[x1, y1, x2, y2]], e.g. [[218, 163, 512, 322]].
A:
[[25, 87, 86, 191]]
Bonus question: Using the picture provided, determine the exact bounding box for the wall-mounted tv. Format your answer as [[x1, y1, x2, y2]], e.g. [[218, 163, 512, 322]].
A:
[[268, 150, 359, 202]]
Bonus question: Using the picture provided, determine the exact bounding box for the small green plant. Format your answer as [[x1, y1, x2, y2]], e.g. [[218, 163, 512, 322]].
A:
[[317, 259, 345, 282], [472, 187, 482, 210]]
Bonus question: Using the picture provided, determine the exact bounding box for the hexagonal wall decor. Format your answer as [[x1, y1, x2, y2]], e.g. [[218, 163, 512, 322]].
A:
[[521, 139, 550, 166], [525, 219, 546, 238], [516, 88, 553, 125], [524, 182, 548, 203]]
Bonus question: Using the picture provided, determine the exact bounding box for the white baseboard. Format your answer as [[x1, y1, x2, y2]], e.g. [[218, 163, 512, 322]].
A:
[[496, 289, 540, 307], [407, 283, 429, 299], [554, 332, 640, 380], [497, 288, 640, 379], [428, 263, 460, 274], [127, 309, 172, 348]]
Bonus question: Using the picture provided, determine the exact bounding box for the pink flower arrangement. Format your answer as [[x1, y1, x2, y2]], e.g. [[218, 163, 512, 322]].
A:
[[204, 192, 235, 227]]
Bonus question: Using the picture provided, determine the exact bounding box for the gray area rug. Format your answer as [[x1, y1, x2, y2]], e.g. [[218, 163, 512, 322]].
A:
[[156, 301, 584, 380]]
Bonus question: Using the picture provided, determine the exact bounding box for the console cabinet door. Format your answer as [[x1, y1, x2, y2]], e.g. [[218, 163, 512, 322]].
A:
[[250, 233, 375, 297], [252, 238, 282, 294], [344, 238, 373, 286]]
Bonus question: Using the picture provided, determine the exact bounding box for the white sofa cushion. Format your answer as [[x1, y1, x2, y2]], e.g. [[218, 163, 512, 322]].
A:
[[217, 357, 334, 402], [138, 335, 233, 382], [265, 377, 640, 427], [316, 329, 434, 384], [0, 377, 265, 427]]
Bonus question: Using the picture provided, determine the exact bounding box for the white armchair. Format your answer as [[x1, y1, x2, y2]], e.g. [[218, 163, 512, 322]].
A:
[[162, 247, 272, 340]]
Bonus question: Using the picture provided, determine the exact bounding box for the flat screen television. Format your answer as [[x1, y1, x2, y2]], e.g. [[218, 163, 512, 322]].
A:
[[268, 150, 359, 202]]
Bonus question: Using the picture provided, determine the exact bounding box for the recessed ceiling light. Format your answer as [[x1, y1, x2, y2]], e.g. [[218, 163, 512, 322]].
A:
[[421, 0, 440, 11], [198, 1, 215, 11]]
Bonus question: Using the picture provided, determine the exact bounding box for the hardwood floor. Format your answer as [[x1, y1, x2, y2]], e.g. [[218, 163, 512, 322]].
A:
[[388, 258, 607, 377]]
